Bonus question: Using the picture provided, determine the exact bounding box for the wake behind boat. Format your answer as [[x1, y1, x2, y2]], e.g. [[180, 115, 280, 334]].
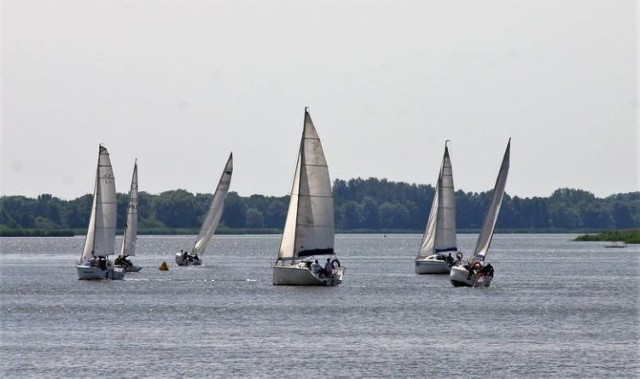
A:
[[115, 160, 141, 272], [415, 141, 459, 274], [175, 153, 233, 266], [76, 144, 125, 280], [273, 108, 345, 286], [450, 139, 510, 288]]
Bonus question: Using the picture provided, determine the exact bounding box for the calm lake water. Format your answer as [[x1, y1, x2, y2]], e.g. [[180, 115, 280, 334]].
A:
[[1, 234, 638, 378]]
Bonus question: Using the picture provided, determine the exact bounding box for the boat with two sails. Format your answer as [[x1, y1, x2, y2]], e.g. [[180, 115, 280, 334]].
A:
[[272, 108, 345, 286], [115, 160, 141, 272], [76, 145, 126, 280], [415, 141, 459, 274]]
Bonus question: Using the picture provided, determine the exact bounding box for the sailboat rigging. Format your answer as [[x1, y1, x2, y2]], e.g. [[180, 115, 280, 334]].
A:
[[175, 153, 233, 266], [272, 108, 345, 286], [76, 144, 125, 280], [415, 141, 459, 274], [450, 139, 511, 287], [115, 160, 141, 272]]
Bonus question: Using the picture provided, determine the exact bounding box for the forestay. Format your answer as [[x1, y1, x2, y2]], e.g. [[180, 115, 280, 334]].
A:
[[278, 109, 334, 259]]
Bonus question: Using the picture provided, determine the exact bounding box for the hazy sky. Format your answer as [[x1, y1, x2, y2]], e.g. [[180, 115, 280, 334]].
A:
[[2, 0, 638, 200]]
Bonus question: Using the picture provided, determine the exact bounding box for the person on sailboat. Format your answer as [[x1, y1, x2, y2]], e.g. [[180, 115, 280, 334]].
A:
[[467, 261, 482, 280], [98, 256, 107, 270], [324, 258, 333, 276], [481, 263, 494, 278], [446, 253, 454, 266], [311, 260, 322, 275], [454, 252, 464, 266]]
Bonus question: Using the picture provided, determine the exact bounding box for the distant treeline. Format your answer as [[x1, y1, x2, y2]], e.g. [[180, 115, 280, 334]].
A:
[[1, 177, 638, 235], [575, 230, 640, 244]]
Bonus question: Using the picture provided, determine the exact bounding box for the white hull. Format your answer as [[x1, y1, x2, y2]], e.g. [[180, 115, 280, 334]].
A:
[[175, 252, 202, 266], [415, 255, 451, 274], [450, 265, 492, 288], [76, 260, 126, 280], [273, 261, 344, 286]]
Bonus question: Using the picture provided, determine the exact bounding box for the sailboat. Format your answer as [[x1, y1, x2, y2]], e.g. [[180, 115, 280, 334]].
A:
[[115, 160, 141, 272], [450, 139, 511, 287], [76, 144, 126, 280], [272, 108, 345, 286], [415, 141, 459, 274], [175, 153, 233, 266]]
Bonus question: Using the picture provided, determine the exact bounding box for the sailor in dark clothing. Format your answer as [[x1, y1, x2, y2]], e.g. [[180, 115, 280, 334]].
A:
[[446, 253, 454, 266], [483, 263, 494, 278]]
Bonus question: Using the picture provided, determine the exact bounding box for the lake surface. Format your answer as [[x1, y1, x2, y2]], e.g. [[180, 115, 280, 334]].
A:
[[1, 234, 638, 378]]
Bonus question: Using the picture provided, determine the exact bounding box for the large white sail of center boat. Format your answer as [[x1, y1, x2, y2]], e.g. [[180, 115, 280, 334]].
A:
[[415, 141, 458, 274], [273, 107, 345, 286], [450, 138, 510, 287], [76, 144, 125, 280], [175, 153, 233, 266], [115, 160, 141, 272]]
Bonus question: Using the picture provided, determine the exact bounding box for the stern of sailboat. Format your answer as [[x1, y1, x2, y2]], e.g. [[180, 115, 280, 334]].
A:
[[273, 260, 344, 286]]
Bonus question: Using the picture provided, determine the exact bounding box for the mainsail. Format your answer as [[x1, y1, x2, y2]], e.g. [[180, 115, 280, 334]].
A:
[[120, 160, 138, 257], [417, 143, 457, 259], [80, 145, 117, 260], [191, 153, 233, 256], [473, 139, 511, 261], [278, 108, 334, 259]]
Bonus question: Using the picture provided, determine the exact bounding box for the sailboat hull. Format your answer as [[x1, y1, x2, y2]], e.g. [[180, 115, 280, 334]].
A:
[[415, 255, 451, 274], [273, 262, 344, 286], [76, 260, 126, 280], [114, 256, 142, 272], [175, 252, 202, 266], [450, 265, 492, 288]]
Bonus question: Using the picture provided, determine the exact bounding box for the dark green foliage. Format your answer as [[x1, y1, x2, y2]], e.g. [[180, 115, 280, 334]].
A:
[[575, 230, 640, 244], [221, 192, 246, 228], [153, 189, 198, 228], [0, 227, 75, 237], [0, 180, 638, 234]]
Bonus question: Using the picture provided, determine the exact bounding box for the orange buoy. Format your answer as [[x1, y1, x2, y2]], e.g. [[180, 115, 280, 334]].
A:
[[159, 261, 169, 271]]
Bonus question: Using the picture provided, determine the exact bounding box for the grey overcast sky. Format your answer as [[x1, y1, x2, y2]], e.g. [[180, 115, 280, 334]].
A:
[[2, 0, 638, 200]]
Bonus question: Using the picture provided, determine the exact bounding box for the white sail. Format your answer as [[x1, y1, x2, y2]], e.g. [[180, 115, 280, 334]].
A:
[[417, 143, 457, 258], [278, 153, 301, 259], [119, 160, 138, 257], [473, 139, 511, 261], [191, 153, 233, 256], [278, 108, 334, 259], [80, 145, 117, 260]]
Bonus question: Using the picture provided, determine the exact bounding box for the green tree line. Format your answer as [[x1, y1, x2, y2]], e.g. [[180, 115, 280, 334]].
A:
[[1, 178, 638, 235]]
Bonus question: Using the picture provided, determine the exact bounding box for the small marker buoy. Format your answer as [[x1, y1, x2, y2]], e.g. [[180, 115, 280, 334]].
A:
[[159, 261, 169, 271]]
